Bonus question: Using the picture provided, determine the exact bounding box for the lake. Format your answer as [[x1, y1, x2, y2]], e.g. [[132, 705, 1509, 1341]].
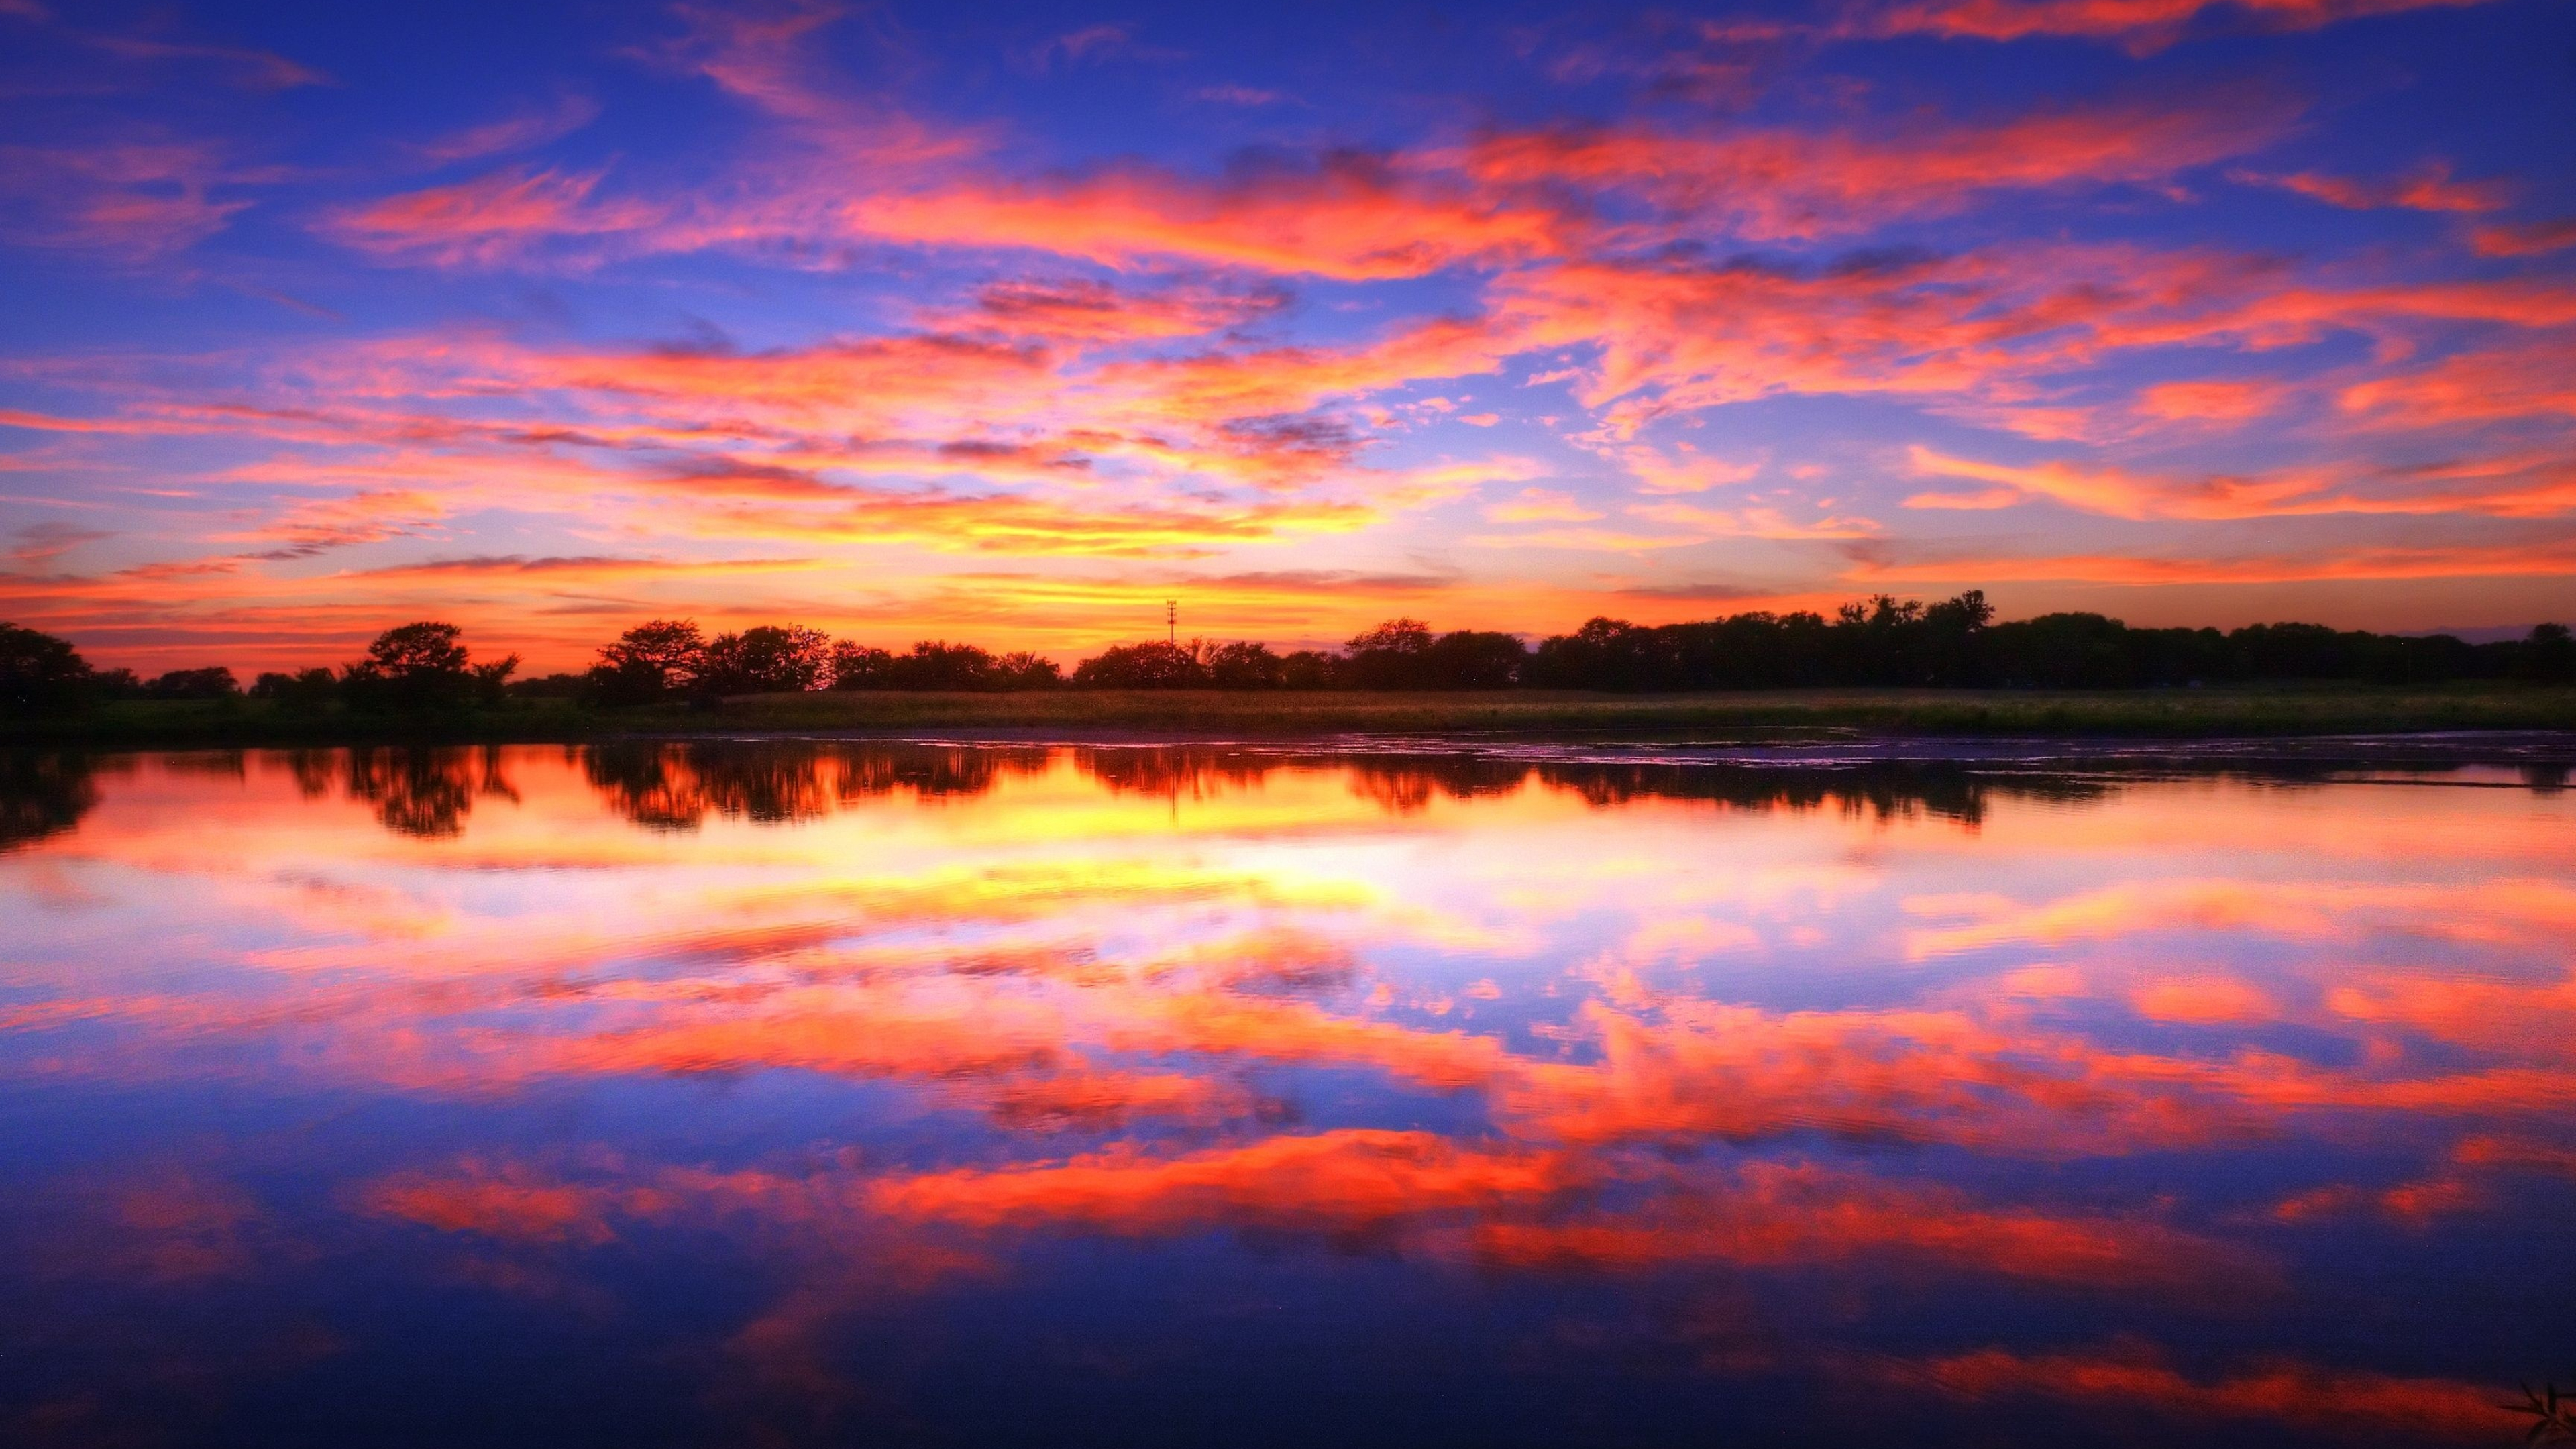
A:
[[3, 739, 2571, 1446]]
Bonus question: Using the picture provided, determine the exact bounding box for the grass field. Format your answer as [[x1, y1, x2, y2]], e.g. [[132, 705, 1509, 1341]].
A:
[[7, 682, 2575, 748]]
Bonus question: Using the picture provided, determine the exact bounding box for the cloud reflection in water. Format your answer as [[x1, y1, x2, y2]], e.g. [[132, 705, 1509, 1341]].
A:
[[0, 743, 2569, 1446]]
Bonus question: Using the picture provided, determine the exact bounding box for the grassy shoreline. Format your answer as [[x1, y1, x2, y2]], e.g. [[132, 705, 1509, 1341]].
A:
[[5, 682, 2574, 749]]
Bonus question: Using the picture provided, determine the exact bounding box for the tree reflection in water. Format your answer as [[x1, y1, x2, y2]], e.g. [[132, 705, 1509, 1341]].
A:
[[0, 751, 109, 851], [582, 743, 1056, 830], [568, 743, 2114, 833], [336, 746, 519, 838]]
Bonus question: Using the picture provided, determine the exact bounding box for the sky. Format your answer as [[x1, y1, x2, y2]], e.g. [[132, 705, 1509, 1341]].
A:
[[1, 0, 2571, 673]]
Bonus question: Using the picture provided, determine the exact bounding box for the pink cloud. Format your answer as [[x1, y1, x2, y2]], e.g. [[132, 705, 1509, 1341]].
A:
[[321, 166, 666, 268], [2243, 161, 2510, 213], [407, 95, 602, 167], [0, 138, 258, 262]]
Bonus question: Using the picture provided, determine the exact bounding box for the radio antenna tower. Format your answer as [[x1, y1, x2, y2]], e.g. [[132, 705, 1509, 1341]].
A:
[[1165, 599, 1177, 645]]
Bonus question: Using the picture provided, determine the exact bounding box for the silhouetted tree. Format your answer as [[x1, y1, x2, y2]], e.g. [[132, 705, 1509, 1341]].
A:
[[250, 667, 342, 711], [699, 624, 831, 695], [2517, 623, 2575, 683], [1073, 639, 1211, 688], [506, 672, 588, 698], [91, 667, 144, 700], [1279, 649, 1343, 688], [50, 596, 2564, 723], [1207, 640, 1285, 688], [0, 622, 93, 713], [828, 641, 894, 688], [1421, 630, 1527, 688], [830, 639, 1061, 690], [2230, 621, 2348, 680], [1318, 622, 1529, 689], [993, 650, 1063, 688], [588, 619, 707, 702], [343, 622, 517, 712], [1343, 619, 1434, 689], [1525, 617, 1667, 690], [901, 641, 1002, 689], [143, 666, 240, 700], [1984, 612, 2143, 688]]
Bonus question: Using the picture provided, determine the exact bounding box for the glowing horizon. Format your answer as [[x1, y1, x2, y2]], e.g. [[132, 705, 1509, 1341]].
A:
[[1, 0, 2571, 674]]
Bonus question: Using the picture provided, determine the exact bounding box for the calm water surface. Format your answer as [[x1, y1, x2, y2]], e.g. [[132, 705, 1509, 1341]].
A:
[[3, 742, 2571, 1446]]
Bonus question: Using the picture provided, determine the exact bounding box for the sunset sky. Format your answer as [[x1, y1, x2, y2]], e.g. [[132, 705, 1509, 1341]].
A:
[[2, 0, 2571, 672]]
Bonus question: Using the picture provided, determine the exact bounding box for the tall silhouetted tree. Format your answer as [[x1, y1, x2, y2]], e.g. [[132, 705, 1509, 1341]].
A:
[[589, 619, 708, 703], [343, 622, 517, 712], [0, 623, 93, 713], [2519, 623, 2576, 682], [1342, 619, 1433, 690]]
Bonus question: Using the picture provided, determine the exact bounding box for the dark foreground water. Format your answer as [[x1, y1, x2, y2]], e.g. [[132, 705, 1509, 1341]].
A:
[[3, 740, 2571, 1447]]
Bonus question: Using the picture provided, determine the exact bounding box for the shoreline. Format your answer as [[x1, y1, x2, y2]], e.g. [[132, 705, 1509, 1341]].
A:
[[5, 682, 2575, 750]]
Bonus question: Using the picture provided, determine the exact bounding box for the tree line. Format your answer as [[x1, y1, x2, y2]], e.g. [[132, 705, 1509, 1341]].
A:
[[5, 593, 2573, 714]]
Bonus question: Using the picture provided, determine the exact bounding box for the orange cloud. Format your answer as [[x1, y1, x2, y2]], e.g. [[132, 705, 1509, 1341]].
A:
[[1851, 0, 2496, 52], [365, 1160, 647, 1246], [1462, 95, 2290, 240], [869, 1129, 1569, 1236], [1904, 443, 2576, 521], [1470, 1159, 2248, 1289], [1902, 446, 2331, 520], [1498, 998, 2250, 1158], [843, 156, 1565, 280], [1915, 1344, 2505, 1440], [2338, 338, 2576, 429], [2471, 217, 2576, 257], [2132, 377, 2294, 425], [1850, 537, 2576, 586], [2130, 975, 2277, 1024]]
